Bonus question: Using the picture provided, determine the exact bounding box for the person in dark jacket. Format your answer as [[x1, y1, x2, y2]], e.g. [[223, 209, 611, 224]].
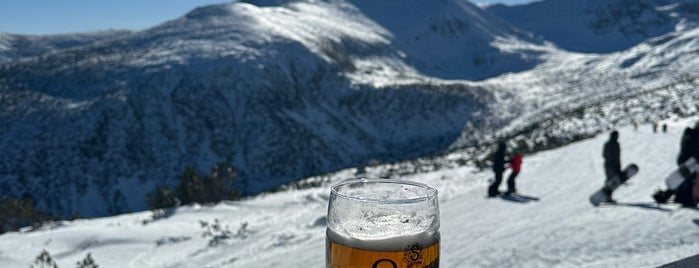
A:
[[654, 122, 699, 206], [488, 142, 508, 197], [602, 130, 622, 203], [676, 125, 699, 165], [505, 147, 523, 195]]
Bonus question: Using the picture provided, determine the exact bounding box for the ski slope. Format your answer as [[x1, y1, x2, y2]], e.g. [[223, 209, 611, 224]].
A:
[[1, 118, 698, 267]]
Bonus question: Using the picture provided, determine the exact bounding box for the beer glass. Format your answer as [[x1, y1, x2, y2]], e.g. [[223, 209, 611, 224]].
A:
[[326, 178, 440, 268]]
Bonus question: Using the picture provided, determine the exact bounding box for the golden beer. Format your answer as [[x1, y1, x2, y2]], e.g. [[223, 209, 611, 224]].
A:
[[326, 179, 440, 268]]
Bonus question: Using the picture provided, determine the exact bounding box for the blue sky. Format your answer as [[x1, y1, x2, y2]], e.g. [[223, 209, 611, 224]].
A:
[[0, 0, 535, 35]]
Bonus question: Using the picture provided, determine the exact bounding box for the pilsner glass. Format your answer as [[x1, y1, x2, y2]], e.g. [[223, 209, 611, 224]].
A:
[[326, 178, 440, 268]]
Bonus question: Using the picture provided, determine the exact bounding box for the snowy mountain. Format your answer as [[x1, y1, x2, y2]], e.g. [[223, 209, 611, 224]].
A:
[[0, 30, 132, 63], [1, 0, 699, 221], [458, 24, 699, 154], [0, 0, 522, 217], [485, 0, 695, 53], [1, 119, 698, 267], [344, 0, 544, 79]]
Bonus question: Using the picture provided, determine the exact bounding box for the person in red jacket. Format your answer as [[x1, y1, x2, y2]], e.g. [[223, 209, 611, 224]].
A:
[[505, 147, 523, 195]]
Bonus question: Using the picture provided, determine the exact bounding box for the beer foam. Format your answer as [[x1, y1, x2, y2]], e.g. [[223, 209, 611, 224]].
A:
[[326, 179, 440, 251], [326, 227, 440, 252], [334, 209, 436, 234]]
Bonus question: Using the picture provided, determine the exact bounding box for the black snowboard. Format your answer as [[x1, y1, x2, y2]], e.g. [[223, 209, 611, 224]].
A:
[[589, 163, 639, 206], [654, 158, 699, 206], [664, 158, 698, 191]]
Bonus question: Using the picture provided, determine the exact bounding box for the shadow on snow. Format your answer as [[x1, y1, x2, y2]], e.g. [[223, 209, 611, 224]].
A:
[[500, 194, 540, 203]]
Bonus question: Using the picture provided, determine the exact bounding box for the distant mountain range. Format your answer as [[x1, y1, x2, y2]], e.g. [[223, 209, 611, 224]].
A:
[[1, 0, 698, 218], [484, 0, 699, 53], [0, 30, 132, 63]]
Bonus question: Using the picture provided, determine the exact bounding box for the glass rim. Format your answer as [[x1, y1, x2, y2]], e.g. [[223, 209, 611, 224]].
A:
[[330, 178, 438, 204]]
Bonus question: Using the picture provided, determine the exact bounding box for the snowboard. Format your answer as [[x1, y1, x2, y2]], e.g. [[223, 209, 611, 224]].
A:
[[589, 163, 639, 206], [664, 157, 699, 191]]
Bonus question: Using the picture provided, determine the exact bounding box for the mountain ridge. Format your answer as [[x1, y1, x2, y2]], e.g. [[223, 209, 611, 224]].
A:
[[0, 30, 132, 64], [484, 0, 699, 53], [0, 0, 504, 217], [1, 0, 699, 219]]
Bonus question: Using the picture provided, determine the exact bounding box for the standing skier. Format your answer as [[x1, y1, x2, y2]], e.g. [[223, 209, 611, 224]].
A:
[[602, 131, 622, 203], [488, 142, 508, 197], [505, 147, 523, 195], [654, 122, 699, 206]]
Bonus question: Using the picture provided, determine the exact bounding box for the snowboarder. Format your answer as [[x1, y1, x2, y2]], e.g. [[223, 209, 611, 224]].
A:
[[662, 124, 668, 133], [488, 142, 508, 197], [677, 123, 699, 168], [653, 122, 699, 206], [602, 130, 622, 203], [505, 147, 523, 195], [653, 122, 659, 133]]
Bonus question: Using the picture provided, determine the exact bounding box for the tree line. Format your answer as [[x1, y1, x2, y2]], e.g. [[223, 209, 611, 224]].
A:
[[146, 162, 241, 210]]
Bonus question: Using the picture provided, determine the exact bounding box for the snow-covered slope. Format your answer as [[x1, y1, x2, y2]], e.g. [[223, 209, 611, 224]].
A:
[[2, 0, 699, 221], [485, 0, 684, 53], [0, 30, 132, 63], [1, 118, 697, 267], [449, 23, 699, 153], [346, 0, 544, 80], [0, 0, 513, 217]]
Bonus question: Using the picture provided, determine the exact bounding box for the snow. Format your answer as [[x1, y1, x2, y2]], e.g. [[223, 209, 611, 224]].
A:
[[4, 0, 699, 218], [485, 0, 678, 53], [2, 0, 699, 265], [2, 118, 698, 267]]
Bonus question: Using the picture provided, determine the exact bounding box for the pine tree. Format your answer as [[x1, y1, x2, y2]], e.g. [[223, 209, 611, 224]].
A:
[[145, 185, 177, 210], [173, 163, 241, 206], [76, 253, 98, 268], [0, 196, 51, 234], [207, 162, 240, 202], [31, 249, 58, 268], [175, 166, 205, 204]]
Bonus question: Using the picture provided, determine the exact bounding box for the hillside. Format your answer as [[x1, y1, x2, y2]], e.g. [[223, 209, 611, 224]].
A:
[[1, 0, 699, 221], [0, 0, 523, 217], [452, 23, 699, 154], [0, 30, 131, 63], [484, 0, 696, 53], [1, 118, 697, 267]]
